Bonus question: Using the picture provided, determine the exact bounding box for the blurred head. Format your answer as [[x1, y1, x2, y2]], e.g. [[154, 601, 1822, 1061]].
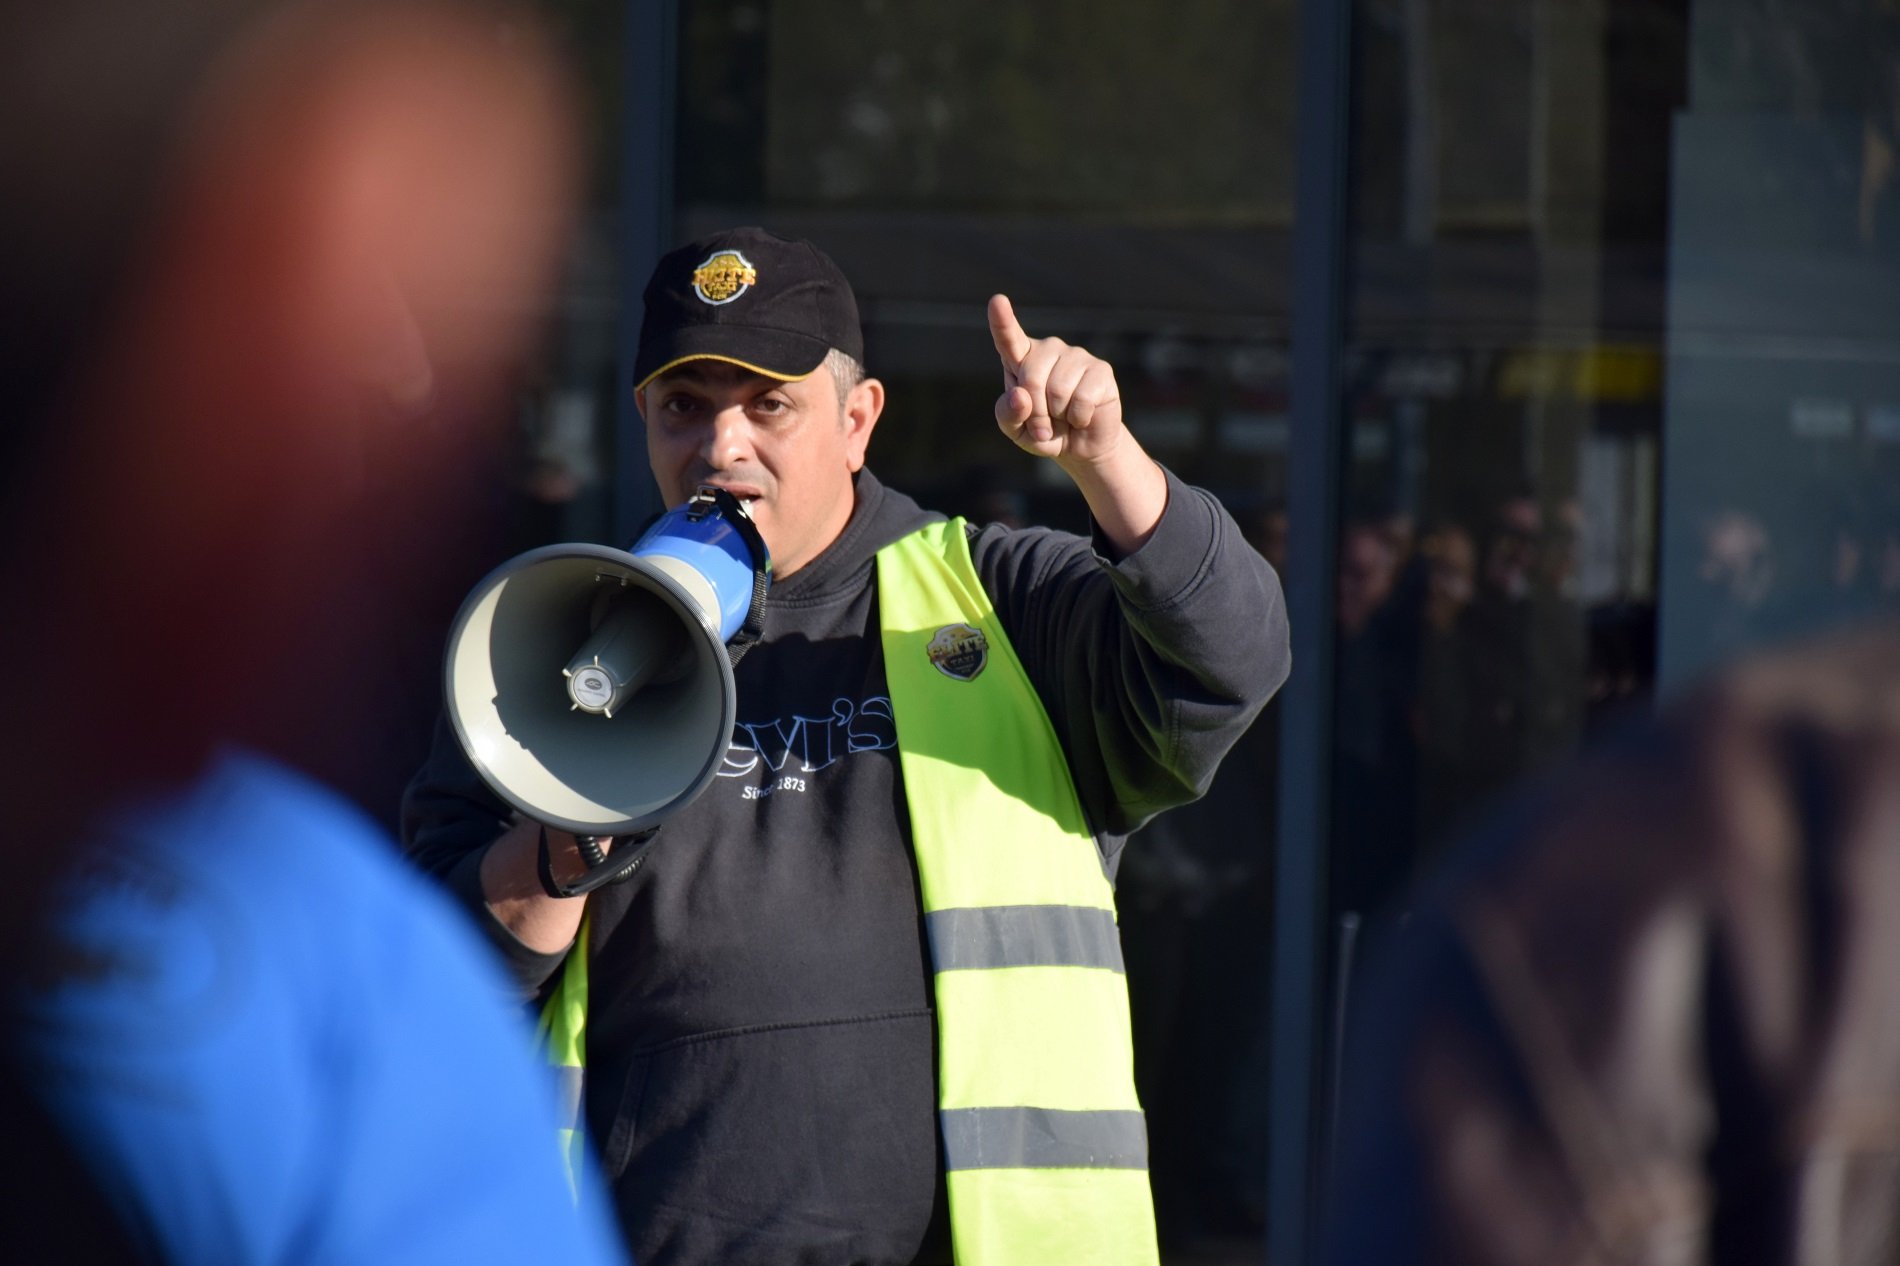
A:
[[1252, 506, 1290, 575], [1835, 525, 1866, 589], [1482, 494, 1542, 600], [1338, 524, 1399, 637], [0, 0, 577, 848], [1423, 524, 1477, 631], [1699, 509, 1774, 607], [1380, 509, 1417, 565], [1539, 497, 1583, 597], [957, 463, 1030, 530], [634, 230, 884, 575]]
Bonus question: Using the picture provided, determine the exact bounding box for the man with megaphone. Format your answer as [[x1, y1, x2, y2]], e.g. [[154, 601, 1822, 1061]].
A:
[[404, 227, 1291, 1266]]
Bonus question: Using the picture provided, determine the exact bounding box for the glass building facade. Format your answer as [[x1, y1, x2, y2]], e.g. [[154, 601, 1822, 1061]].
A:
[[460, 0, 1900, 1259]]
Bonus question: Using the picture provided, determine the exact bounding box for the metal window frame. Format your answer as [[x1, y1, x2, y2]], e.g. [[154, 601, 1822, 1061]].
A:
[[1269, 0, 1356, 1262]]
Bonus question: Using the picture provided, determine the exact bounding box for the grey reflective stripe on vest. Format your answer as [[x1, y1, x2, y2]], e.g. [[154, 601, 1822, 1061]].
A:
[[925, 905, 1126, 972], [553, 1065, 584, 1134], [940, 1107, 1149, 1171]]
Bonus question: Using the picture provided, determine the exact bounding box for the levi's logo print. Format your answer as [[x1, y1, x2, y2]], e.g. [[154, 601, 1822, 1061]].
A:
[[718, 695, 896, 800]]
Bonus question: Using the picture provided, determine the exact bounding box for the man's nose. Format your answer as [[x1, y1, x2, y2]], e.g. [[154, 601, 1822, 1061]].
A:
[[703, 407, 752, 469]]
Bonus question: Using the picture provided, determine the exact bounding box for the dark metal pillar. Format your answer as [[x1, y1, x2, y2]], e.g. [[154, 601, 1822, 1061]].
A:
[[614, 0, 679, 546], [1268, 0, 1355, 1261]]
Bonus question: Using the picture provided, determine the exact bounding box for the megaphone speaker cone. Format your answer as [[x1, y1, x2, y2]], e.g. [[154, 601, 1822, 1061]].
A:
[[443, 542, 736, 837]]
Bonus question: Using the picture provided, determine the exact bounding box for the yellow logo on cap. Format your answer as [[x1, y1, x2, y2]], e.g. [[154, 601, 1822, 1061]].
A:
[[691, 250, 758, 305]]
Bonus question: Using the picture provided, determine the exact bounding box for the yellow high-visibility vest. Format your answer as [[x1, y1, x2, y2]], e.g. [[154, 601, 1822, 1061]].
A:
[[538, 911, 588, 1199], [877, 518, 1157, 1266], [542, 517, 1159, 1263]]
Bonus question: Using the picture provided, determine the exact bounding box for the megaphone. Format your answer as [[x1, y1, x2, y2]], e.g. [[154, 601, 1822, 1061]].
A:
[[443, 486, 769, 893]]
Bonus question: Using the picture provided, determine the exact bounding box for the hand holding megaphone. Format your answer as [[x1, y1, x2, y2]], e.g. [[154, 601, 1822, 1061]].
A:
[[535, 823, 653, 900], [443, 486, 770, 896]]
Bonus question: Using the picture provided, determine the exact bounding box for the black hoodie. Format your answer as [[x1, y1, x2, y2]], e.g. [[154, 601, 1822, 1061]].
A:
[[404, 465, 1290, 1266]]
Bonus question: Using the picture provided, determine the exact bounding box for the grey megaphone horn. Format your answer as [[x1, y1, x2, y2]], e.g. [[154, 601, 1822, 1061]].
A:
[[442, 486, 769, 894]]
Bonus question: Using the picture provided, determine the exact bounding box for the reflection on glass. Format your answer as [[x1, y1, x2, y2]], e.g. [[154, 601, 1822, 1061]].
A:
[[1332, 0, 1900, 937], [1333, 0, 1687, 922], [1659, 0, 1900, 683]]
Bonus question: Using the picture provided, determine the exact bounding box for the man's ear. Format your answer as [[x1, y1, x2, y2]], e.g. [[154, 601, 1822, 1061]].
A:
[[634, 386, 648, 421], [843, 376, 884, 473]]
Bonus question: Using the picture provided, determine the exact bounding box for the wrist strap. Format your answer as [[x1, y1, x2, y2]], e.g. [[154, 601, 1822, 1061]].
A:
[[535, 823, 660, 899], [535, 824, 567, 900]]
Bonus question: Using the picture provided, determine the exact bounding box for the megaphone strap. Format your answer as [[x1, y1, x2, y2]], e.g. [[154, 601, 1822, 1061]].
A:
[[726, 562, 770, 668], [533, 824, 568, 900], [684, 485, 772, 670]]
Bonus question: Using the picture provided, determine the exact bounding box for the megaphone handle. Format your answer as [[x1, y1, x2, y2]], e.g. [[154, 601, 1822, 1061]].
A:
[[535, 824, 660, 899], [576, 834, 613, 869]]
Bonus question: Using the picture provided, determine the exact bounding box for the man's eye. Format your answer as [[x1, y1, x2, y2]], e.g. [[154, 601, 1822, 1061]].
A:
[[754, 397, 789, 416]]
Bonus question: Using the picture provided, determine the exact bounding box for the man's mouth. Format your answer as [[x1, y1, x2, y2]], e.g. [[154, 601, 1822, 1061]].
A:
[[702, 481, 762, 505]]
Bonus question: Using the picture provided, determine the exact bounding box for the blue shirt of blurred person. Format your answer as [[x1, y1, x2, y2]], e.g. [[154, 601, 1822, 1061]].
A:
[[15, 750, 627, 1265]]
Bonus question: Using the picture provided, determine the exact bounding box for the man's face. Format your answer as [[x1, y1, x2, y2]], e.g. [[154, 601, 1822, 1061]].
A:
[[640, 360, 881, 577]]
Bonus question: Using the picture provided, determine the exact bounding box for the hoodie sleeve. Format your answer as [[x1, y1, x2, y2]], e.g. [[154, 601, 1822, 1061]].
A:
[[970, 466, 1290, 857], [401, 712, 572, 995]]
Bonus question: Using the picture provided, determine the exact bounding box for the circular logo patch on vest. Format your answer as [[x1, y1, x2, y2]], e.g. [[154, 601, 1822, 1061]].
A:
[[927, 623, 988, 681], [690, 249, 758, 305]]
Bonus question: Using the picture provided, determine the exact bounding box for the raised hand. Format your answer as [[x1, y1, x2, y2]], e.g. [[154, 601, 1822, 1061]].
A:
[[985, 293, 1166, 554], [988, 294, 1126, 465]]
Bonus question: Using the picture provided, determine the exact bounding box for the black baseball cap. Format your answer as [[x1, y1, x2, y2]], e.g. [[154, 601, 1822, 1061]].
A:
[[633, 227, 863, 391]]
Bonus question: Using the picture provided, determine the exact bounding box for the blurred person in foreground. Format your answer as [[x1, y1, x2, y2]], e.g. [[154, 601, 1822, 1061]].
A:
[[0, 2, 626, 1261], [1325, 621, 1900, 1265]]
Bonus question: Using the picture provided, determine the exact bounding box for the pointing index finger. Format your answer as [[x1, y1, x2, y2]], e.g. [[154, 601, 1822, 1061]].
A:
[[988, 293, 1032, 371]]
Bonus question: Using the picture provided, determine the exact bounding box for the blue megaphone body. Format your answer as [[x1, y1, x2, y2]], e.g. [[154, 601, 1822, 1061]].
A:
[[442, 486, 770, 862]]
